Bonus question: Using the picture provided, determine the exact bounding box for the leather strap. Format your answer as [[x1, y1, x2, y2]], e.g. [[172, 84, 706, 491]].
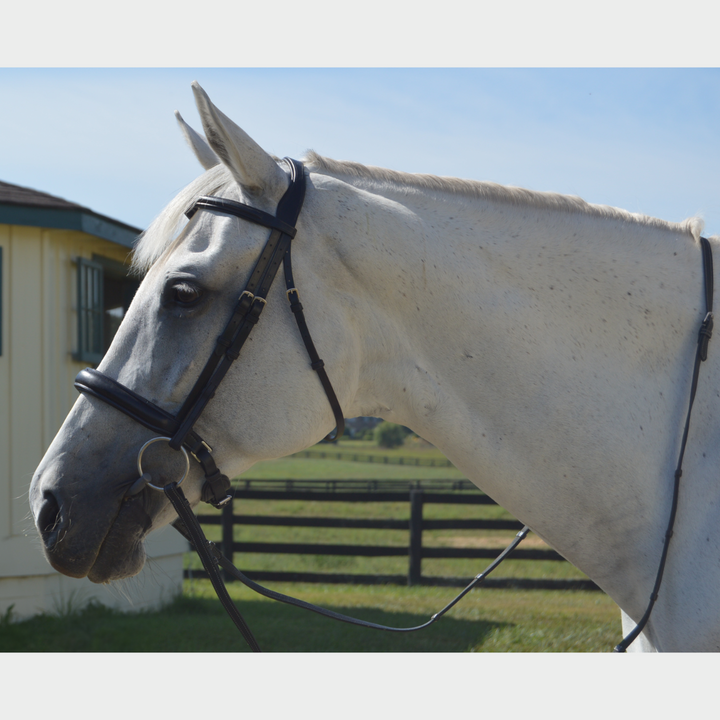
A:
[[75, 368, 231, 506], [284, 251, 345, 441], [76, 367, 179, 437], [170, 159, 306, 451], [167, 481, 529, 649], [164, 482, 261, 651], [167, 157, 343, 461], [75, 158, 345, 508], [614, 236, 714, 652], [187, 196, 298, 239]]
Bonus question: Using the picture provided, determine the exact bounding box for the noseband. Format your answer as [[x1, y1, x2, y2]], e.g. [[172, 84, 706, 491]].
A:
[[75, 158, 345, 508]]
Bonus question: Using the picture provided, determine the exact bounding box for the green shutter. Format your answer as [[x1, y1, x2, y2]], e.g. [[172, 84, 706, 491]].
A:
[[76, 257, 104, 364]]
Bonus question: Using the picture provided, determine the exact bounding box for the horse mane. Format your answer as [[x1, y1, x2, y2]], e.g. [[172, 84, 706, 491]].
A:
[[133, 152, 705, 273], [304, 151, 705, 240]]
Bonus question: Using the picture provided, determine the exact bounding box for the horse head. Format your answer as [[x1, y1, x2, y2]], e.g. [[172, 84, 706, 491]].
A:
[[29, 83, 358, 583]]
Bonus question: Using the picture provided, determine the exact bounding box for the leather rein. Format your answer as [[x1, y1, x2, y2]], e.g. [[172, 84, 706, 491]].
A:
[[74, 157, 713, 653]]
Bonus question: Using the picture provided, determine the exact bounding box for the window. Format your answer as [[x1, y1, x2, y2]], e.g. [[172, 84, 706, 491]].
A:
[[75, 255, 139, 365], [76, 257, 104, 364]]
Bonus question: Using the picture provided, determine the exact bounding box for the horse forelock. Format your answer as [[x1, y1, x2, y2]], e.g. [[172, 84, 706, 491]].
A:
[[131, 164, 235, 274], [304, 151, 704, 242]]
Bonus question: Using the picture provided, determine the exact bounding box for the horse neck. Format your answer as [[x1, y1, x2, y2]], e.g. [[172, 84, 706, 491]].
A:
[[309, 175, 709, 593], [317, 175, 703, 431]]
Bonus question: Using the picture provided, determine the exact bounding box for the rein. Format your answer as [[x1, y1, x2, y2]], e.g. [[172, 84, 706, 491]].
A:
[[613, 235, 714, 652], [74, 157, 714, 653], [168, 478, 530, 646]]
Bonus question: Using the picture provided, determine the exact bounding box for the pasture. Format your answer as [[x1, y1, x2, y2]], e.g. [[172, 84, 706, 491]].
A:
[[4, 438, 622, 652], [0, 582, 619, 652], [207, 438, 589, 585]]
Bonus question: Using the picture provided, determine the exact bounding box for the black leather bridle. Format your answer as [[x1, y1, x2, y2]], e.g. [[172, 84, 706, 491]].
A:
[[75, 158, 345, 509], [73, 156, 715, 653]]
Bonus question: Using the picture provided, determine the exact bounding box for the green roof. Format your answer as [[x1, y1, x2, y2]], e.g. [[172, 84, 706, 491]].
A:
[[0, 180, 141, 249]]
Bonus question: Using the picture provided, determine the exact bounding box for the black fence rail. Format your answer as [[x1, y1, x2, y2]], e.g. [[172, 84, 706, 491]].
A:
[[189, 480, 600, 591], [233, 477, 479, 493], [292, 449, 454, 467]]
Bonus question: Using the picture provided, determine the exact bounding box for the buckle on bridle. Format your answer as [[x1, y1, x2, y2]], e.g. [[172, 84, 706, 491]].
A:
[[190, 439, 213, 463], [214, 494, 233, 507]]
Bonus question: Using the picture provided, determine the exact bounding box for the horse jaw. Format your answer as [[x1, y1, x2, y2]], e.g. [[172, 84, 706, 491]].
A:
[[191, 81, 288, 197]]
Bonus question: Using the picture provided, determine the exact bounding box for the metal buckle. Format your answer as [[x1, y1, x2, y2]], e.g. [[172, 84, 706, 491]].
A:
[[137, 436, 190, 491], [286, 287, 299, 299], [190, 440, 213, 463]]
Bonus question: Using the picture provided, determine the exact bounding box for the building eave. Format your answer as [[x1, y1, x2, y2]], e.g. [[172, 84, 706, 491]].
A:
[[0, 204, 142, 249]]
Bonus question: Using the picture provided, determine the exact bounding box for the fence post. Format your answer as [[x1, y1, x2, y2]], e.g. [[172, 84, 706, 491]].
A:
[[408, 488, 424, 586], [221, 499, 234, 582]]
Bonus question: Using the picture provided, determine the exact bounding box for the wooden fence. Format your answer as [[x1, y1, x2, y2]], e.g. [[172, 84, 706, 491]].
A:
[[189, 480, 600, 591], [292, 449, 454, 467]]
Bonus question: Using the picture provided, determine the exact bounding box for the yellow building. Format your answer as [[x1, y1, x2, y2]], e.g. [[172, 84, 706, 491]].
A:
[[0, 180, 186, 619]]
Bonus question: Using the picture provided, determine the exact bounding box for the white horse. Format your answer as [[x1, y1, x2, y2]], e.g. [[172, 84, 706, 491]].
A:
[[29, 82, 719, 651]]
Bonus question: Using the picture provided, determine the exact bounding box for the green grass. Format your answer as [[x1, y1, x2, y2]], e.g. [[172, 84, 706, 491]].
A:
[[0, 580, 621, 652], [239, 438, 466, 481], [334, 437, 452, 460], [238, 457, 465, 480], [0, 438, 615, 652]]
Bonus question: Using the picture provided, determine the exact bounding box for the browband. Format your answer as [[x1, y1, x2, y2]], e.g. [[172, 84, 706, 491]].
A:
[[187, 196, 298, 239]]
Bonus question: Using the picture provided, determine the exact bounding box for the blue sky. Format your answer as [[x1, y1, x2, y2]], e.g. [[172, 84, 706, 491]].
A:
[[2, 68, 719, 237]]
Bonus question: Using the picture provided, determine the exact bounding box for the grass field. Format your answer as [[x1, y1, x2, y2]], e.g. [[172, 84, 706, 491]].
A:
[[1, 436, 620, 652], [200, 438, 591, 583], [0, 580, 620, 652], [192, 496, 589, 582], [238, 437, 467, 481]]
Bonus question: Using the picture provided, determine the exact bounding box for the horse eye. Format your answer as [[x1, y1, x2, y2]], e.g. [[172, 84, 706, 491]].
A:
[[172, 282, 202, 306]]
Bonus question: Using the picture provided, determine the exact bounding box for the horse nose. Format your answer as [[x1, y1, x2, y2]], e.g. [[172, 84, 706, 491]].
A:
[[37, 490, 65, 551]]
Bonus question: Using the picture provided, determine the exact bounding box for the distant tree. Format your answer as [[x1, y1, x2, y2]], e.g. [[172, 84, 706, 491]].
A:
[[374, 421, 406, 448]]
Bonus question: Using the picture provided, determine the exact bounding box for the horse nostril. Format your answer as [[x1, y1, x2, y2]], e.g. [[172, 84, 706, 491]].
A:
[[37, 491, 63, 550]]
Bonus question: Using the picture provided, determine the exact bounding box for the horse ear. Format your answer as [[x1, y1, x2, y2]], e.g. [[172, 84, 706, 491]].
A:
[[191, 81, 287, 196], [175, 110, 220, 170]]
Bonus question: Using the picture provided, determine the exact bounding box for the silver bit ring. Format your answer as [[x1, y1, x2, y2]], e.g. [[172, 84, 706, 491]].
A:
[[137, 437, 190, 491]]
